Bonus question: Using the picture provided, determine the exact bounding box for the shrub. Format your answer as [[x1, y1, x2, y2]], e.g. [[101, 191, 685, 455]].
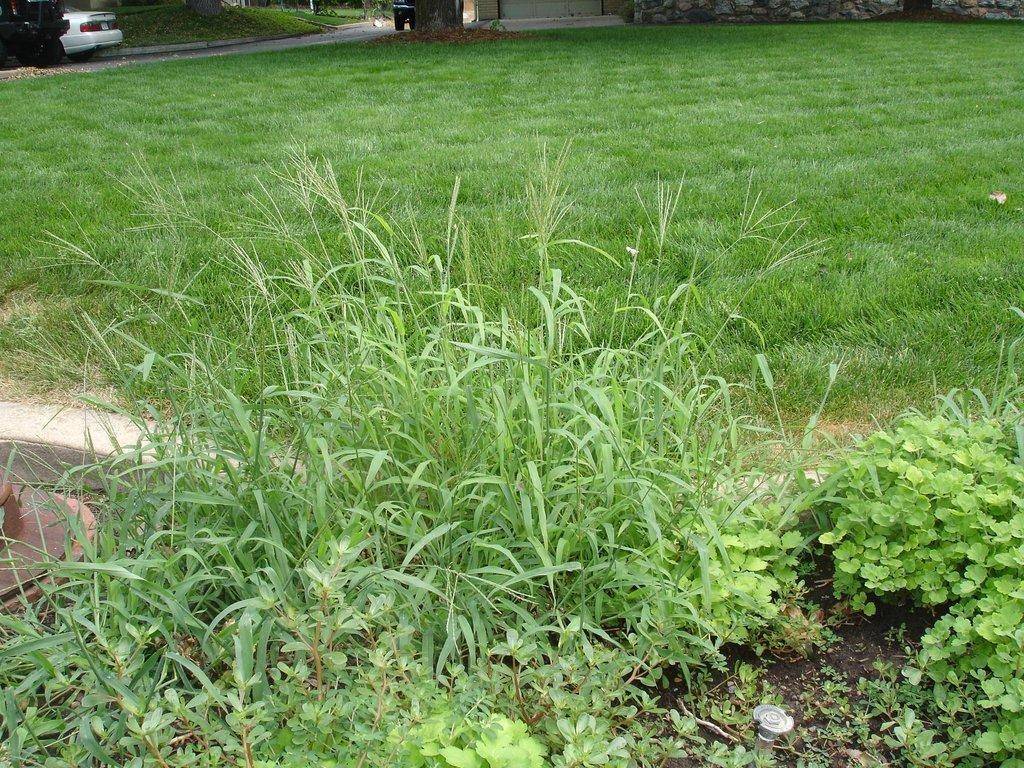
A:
[[820, 410, 1024, 766], [0, 159, 815, 765]]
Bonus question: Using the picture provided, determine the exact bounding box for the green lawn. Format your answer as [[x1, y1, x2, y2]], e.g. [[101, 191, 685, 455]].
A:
[[115, 5, 321, 47], [2, 22, 1023, 417], [281, 6, 367, 25]]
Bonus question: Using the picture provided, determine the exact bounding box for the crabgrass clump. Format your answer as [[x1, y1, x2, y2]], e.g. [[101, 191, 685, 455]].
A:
[[820, 394, 1024, 766], [0, 160, 818, 765]]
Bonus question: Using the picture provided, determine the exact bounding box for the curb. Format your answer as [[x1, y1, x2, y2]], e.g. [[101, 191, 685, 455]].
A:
[[302, 19, 349, 29], [0, 401, 144, 487], [97, 31, 314, 59]]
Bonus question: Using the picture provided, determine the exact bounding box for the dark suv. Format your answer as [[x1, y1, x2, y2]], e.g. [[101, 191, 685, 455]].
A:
[[0, 0, 69, 67], [393, 0, 414, 29], [393, 0, 465, 31]]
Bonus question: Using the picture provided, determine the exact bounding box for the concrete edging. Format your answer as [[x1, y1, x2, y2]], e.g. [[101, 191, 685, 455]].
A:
[[98, 31, 312, 59], [0, 402, 145, 487]]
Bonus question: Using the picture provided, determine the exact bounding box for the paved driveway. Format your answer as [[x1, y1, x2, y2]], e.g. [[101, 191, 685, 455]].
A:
[[0, 22, 393, 80], [0, 15, 622, 80]]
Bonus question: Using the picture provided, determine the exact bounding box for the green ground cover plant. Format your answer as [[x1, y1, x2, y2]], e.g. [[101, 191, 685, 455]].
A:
[[2, 23, 1024, 415], [820, 380, 1024, 766], [114, 5, 320, 47], [0, 162, 823, 766], [281, 5, 365, 25]]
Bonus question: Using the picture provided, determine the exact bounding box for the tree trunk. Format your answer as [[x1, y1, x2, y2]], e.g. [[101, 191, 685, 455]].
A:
[[415, 0, 462, 30], [186, 0, 223, 15]]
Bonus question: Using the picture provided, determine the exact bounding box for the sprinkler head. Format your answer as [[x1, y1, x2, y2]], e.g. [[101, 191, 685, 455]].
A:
[[752, 704, 794, 751]]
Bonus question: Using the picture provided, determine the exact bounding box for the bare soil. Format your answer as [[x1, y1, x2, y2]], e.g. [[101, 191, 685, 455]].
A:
[[760, 600, 934, 718], [664, 562, 938, 766]]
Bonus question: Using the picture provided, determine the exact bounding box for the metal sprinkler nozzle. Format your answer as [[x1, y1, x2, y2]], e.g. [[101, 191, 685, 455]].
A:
[[752, 704, 794, 756]]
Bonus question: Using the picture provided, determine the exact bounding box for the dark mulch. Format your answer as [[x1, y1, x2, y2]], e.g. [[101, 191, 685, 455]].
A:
[[871, 8, 976, 21], [760, 599, 934, 717], [376, 27, 524, 44], [762, 563, 935, 719]]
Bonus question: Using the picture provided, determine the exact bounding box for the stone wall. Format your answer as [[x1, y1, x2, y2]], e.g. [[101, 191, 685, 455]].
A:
[[635, 0, 1021, 21], [935, 0, 1023, 18]]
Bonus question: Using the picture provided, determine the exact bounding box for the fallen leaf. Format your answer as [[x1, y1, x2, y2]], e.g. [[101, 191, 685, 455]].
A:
[[989, 191, 1007, 205]]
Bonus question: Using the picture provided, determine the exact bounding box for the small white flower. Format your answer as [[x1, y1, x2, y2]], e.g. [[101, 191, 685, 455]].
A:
[[625, 246, 639, 257], [989, 190, 1007, 205]]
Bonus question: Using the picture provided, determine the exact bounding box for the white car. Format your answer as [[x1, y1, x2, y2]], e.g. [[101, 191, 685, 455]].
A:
[[61, 8, 122, 62]]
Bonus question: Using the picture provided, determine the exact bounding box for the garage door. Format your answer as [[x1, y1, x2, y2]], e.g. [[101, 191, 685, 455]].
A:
[[499, 0, 601, 18]]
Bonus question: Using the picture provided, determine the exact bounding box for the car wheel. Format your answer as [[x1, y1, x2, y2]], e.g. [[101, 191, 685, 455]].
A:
[[395, 16, 404, 29], [409, 16, 415, 28], [0, 39, 6, 67], [14, 47, 35, 66], [33, 37, 64, 67], [68, 49, 96, 62]]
